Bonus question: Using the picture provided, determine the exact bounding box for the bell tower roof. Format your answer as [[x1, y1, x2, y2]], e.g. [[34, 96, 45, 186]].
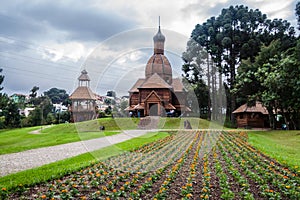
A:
[[145, 17, 172, 83], [153, 16, 165, 55], [153, 17, 165, 43], [78, 69, 90, 87]]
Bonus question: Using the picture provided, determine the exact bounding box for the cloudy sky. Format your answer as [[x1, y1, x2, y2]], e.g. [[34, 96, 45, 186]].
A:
[[0, 0, 298, 97]]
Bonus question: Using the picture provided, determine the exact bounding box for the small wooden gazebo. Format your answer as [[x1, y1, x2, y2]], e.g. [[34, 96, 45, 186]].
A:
[[233, 101, 269, 128], [69, 70, 97, 122]]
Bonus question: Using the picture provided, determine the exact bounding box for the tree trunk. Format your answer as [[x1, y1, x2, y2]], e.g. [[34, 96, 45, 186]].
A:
[[267, 107, 276, 129], [207, 52, 211, 120]]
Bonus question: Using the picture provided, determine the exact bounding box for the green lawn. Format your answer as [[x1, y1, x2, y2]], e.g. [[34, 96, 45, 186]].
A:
[[0, 131, 170, 191], [248, 130, 300, 168], [158, 117, 224, 129], [0, 117, 223, 155], [0, 118, 142, 155]]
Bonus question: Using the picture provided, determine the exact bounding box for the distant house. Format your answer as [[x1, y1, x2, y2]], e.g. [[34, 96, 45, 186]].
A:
[[53, 103, 68, 113], [233, 101, 269, 129], [19, 107, 35, 117], [10, 93, 28, 104]]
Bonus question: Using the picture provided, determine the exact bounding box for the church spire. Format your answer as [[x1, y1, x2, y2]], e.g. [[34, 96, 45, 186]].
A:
[[153, 16, 165, 54]]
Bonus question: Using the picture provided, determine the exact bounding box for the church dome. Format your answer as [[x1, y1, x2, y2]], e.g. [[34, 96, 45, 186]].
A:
[[145, 54, 172, 83], [145, 23, 172, 83]]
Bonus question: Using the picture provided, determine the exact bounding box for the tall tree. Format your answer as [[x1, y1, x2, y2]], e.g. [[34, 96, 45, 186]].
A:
[[0, 68, 9, 128], [29, 86, 39, 98], [4, 100, 21, 128], [182, 39, 209, 118], [191, 5, 295, 125], [0, 68, 8, 110], [0, 68, 4, 92]]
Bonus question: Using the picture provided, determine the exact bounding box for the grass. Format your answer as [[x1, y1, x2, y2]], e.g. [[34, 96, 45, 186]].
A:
[[0, 131, 170, 191], [248, 130, 300, 168], [159, 117, 224, 129], [0, 124, 118, 155], [0, 118, 142, 155], [0, 117, 224, 155]]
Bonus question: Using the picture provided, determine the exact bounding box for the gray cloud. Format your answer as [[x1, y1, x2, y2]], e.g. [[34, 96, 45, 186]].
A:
[[181, 0, 298, 29], [0, 0, 298, 96], [18, 1, 136, 42]]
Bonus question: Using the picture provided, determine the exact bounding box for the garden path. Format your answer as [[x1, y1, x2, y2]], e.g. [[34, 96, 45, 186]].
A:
[[0, 129, 155, 177]]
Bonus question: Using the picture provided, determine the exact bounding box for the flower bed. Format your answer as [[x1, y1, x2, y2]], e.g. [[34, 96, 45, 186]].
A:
[[3, 131, 300, 199]]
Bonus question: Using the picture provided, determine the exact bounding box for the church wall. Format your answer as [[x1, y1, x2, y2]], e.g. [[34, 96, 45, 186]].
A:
[[172, 92, 186, 106], [130, 93, 139, 105], [139, 89, 171, 103]]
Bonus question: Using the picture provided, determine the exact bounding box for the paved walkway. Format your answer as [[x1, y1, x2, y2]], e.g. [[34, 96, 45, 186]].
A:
[[0, 130, 153, 177]]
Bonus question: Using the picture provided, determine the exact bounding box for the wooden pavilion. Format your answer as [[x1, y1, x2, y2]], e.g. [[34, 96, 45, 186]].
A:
[[233, 101, 269, 128], [69, 70, 97, 122]]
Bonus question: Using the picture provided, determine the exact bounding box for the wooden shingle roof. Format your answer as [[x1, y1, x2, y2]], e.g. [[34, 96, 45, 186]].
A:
[[129, 78, 145, 93], [172, 78, 185, 92], [233, 101, 268, 115], [69, 86, 96, 100], [78, 69, 90, 81], [139, 73, 171, 89]]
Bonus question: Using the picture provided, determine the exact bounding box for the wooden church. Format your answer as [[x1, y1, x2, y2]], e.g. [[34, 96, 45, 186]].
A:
[[127, 24, 189, 117]]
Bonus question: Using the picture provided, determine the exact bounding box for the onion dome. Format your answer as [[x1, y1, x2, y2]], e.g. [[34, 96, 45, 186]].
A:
[[153, 26, 165, 54], [145, 23, 172, 83]]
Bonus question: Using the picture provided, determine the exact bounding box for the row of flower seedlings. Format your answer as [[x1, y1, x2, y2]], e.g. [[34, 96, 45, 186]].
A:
[[220, 131, 300, 199], [232, 131, 299, 178], [180, 131, 205, 199], [222, 132, 284, 199], [225, 131, 300, 195], [134, 132, 200, 199], [220, 132, 280, 199], [105, 131, 194, 174], [217, 133, 256, 199], [134, 133, 175, 154], [177, 130, 219, 199], [5, 133, 179, 199], [85, 131, 196, 199], [112, 132, 198, 199], [212, 131, 239, 200], [151, 131, 201, 199], [222, 131, 300, 199], [199, 130, 223, 199], [89, 131, 195, 199]]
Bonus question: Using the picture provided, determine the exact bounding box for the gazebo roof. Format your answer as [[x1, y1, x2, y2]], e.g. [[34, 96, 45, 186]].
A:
[[69, 86, 96, 100], [78, 69, 90, 81], [233, 101, 268, 115]]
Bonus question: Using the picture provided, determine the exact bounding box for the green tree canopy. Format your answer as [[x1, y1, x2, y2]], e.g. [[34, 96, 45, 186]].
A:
[[234, 39, 300, 129], [190, 5, 295, 124], [44, 87, 69, 105]]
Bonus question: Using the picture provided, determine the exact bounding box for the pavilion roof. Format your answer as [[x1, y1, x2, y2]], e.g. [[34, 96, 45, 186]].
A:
[[69, 86, 96, 100], [233, 101, 268, 115]]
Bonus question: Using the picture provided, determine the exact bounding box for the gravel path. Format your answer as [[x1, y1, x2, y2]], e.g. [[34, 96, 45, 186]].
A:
[[0, 130, 154, 177]]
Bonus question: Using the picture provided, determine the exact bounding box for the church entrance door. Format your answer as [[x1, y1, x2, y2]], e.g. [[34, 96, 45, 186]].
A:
[[149, 103, 159, 116]]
